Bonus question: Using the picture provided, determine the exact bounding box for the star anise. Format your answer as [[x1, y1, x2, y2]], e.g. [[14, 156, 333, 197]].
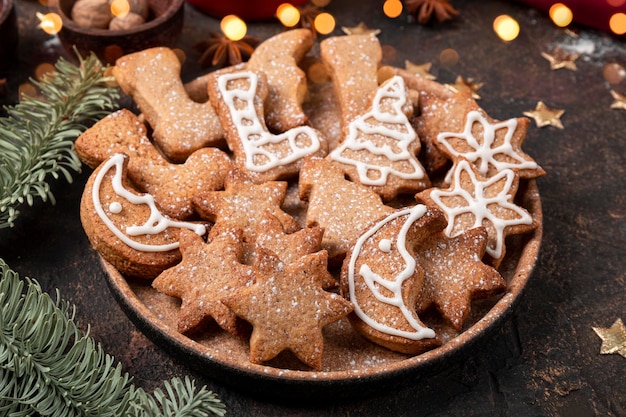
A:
[[195, 32, 260, 68], [405, 0, 459, 24]]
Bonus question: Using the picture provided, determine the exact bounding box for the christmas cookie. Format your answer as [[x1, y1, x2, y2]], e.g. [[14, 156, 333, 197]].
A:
[[207, 69, 328, 183], [113, 47, 225, 162], [75, 109, 232, 219], [320, 34, 382, 137], [416, 158, 536, 267], [339, 204, 445, 354], [222, 249, 353, 369], [247, 28, 314, 132], [298, 157, 395, 263], [152, 226, 253, 336], [328, 74, 430, 201], [80, 153, 207, 279]]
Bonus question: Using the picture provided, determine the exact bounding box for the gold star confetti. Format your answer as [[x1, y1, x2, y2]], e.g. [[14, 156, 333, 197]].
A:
[[446, 76, 483, 99], [593, 318, 626, 358], [341, 22, 381, 36], [405, 60, 436, 80], [610, 90, 626, 111], [541, 48, 579, 71], [523, 101, 565, 129]]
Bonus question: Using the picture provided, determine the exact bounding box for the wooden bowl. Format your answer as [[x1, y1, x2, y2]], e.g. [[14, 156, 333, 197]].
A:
[[0, 0, 18, 68], [50, 0, 185, 64]]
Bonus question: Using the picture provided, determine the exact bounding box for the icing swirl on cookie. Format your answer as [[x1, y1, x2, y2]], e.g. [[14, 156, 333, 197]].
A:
[[437, 110, 538, 182], [92, 154, 206, 252], [217, 71, 321, 172], [330, 75, 426, 186], [347, 205, 436, 340]]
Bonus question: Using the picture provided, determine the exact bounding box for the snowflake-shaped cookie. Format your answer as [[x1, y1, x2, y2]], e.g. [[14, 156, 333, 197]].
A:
[[416, 158, 535, 265], [437, 110, 544, 182]]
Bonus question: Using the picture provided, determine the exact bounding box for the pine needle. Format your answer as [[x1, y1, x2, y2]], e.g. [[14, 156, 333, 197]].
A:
[[0, 51, 120, 229], [0, 259, 227, 416]]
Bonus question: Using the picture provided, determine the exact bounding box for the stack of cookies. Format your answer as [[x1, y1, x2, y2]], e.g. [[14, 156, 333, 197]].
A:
[[77, 29, 544, 370]]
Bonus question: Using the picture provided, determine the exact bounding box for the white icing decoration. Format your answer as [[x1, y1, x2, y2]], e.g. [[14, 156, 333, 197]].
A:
[[92, 154, 206, 252], [378, 239, 392, 252], [330, 75, 426, 186], [430, 159, 533, 259], [347, 205, 436, 340], [109, 202, 122, 214], [437, 110, 538, 183], [217, 71, 321, 172]]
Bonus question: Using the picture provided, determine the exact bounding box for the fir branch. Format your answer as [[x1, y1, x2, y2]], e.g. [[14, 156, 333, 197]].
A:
[[0, 259, 227, 417], [0, 51, 120, 230]]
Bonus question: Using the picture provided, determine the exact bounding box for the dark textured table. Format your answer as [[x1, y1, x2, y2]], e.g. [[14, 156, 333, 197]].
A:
[[2, 0, 625, 415]]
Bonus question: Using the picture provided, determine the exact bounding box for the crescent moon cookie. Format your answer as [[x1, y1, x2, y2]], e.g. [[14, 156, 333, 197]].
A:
[[112, 47, 225, 162], [247, 28, 314, 132], [339, 204, 447, 354], [80, 153, 208, 279], [207, 69, 328, 183], [416, 158, 537, 267], [328, 74, 431, 201], [75, 109, 233, 220]]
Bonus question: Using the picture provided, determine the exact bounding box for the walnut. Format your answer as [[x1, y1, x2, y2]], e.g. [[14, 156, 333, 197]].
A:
[[122, 0, 150, 20], [109, 12, 146, 30], [71, 0, 113, 29]]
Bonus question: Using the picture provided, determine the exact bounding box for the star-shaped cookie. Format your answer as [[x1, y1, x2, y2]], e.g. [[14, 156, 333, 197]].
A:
[[414, 227, 506, 329], [416, 158, 536, 267], [193, 169, 299, 243], [436, 105, 545, 182], [250, 211, 324, 266], [152, 227, 253, 335], [222, 249, 353, 369]]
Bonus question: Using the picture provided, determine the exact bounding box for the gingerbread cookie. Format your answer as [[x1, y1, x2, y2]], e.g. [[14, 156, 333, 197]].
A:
[[247, 28, 314, 132], [193, 169, 299, 244], [75, 109, 232, 219], [340, 204, 446, 354], [113, 47, 224, 162], [222, 249, 353, 369], [328, 74, 430, 201], [80, 153, 207, 279], [416, 158, 536, 267], [152, 226, 253, 335], [414, 227, 506, 330], [298, 157, 395, 263], [207, 69, 328, 183], [320, 34, 382, 137]]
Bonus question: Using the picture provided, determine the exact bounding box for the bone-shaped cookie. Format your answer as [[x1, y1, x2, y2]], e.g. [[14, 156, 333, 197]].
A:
[[76, 109, 232, 220], [320, 34, 382, 137], [113, 47, 224, 162], [208, 70, 327, 183]]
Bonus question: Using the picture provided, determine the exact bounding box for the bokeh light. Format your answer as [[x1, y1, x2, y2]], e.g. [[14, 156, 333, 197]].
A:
[[609, 12, 626, 35], [383, 0, 403, 18], [221, 15, 247, 41], [439, 48, 459, 67], [311, 0, 331, 6], [493, 15, 520, 41], [549, 3, 573, 27], [314, 12, 335, 35], [36, 12, 62, 35], [276, 3, 301, 27], [110, 0, 131, 18]]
